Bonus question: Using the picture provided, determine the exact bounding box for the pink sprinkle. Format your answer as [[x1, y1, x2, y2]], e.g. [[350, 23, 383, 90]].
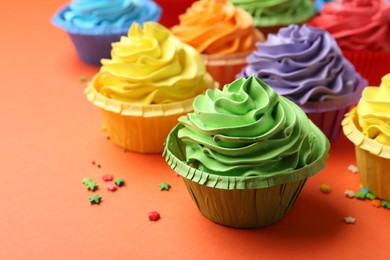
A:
[[107, 183, 117, 192], [102, 174, 114, 182], [148, 211, 160, 221]]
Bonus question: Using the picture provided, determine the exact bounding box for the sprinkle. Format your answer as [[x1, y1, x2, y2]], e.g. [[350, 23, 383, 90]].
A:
[[320, 184, 331, 194], [82, 178, 99, 191], [102, 174, 113, 182], [89, 194, 102, 205], [354, 191, 366, 200], [160, 182, 171, 191], [360, 187, 368, 193], [344, 190, 355, 198], [344, 216, 356, 224], [382, 200, 390, 209], [347, 165, 358, 173], [114, 178, 125, 187], [372, 199, 382, 207], [92, 161, 96, 165], [148, 211, 160, 221], [107, 183, 117, 192], [101, 124, 107, 131], [366, 192, 377, 200], [79, 76, 87, 82], [97, 164, 101, 168]]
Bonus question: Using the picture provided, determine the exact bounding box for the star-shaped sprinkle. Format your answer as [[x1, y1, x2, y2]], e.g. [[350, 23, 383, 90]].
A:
[[82, 178, 99, 191], [344, 190, 355, 198], [114, 178, 125, 187], [366, 192, 377, 200], [160, 182, 171, 191], [382, 200, 390, 209], [354, 191, 366, 200], [148, 211, 160, 221], [347, 165, 358, 173], [89, 194, 102, 205], [360, 187, 368, 193], [320, 184, 331, 194], [372, 199, 382, 207], [344, 217, 356, 224], [102, 174, 113, 182], [107, 183, 117, 192]]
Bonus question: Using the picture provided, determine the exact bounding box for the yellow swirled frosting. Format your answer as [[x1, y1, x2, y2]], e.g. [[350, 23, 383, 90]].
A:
[[357, 74, 390, 146], [90, 22, 215, 105], [171, 0, 261, 55]]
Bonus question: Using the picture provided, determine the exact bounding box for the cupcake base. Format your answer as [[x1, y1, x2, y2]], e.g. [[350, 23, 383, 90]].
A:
[[343, 50, 390, 86], [342, 108, 390, 200], [183, 178, 306, 228]]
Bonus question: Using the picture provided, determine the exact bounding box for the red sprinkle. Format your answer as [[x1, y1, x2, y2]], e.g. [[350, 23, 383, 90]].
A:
[[107, 183, 117, 192], [92, 161, 96, 165], [372, 199, 382, 208], [102, 174, 114, 182], [148, 211, 160, 221]]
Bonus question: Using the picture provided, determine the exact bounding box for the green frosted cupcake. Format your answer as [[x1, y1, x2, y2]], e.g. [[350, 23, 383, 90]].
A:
[[229, 0, 316, 35], [163, 75, 329, 228]]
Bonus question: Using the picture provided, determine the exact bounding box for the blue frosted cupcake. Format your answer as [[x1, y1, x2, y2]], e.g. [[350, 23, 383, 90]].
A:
[[51, 0, 161, 65]]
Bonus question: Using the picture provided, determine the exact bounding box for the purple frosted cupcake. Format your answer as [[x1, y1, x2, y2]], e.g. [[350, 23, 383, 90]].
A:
[[238, 24, 367, 142], [52, 0, 161, 65]]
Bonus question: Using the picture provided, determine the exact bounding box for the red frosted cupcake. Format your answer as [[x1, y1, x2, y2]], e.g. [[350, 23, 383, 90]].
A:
[[308, 0, 390, 86]]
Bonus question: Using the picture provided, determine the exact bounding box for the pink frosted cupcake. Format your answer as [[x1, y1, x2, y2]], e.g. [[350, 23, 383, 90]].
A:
[[238, 24, 367, 142], [342, 74, 390, 200], [171, 0, 265, 88], [308, 0, 390, 86]]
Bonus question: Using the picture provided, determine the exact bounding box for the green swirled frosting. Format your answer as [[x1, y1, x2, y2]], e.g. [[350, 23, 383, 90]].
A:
[[178, 75, 326, 177], [229, 0, 316, 27]]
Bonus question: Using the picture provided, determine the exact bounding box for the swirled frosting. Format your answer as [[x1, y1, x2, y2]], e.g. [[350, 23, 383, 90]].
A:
[[90, 22, 215, 105], [63, 0, 161, 28], [228, 0, 316, 27], [238, 24, 367, 105], [309, 0, 390, 51], [178, 75, 326, 177], [171, 0, 262, 55], [357, 74, 390, 146]]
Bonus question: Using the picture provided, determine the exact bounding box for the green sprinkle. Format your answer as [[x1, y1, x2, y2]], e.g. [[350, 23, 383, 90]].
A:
[[114, 178, 125, 187], [79, 76, 87, 82], [354, 191, 366, 200], [382, 200, 390, 209], [366, 192, 377, 200], [159, 182, 171, 191], [89, 194, 102, 205]]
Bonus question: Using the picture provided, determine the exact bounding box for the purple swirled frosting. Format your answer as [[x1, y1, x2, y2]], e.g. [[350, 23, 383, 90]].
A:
[[238, 24, 366, 105]]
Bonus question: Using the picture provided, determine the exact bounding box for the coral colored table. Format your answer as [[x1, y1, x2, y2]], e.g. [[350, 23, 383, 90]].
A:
[[0, 1, 389, 259]]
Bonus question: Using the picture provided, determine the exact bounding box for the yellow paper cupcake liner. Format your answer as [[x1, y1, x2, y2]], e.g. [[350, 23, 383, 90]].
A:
[[85, 84, 196, 153], [342, 108, 390, 200]]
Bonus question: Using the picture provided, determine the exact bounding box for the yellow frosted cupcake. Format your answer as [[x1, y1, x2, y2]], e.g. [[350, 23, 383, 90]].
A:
[[85, 22, 218, 153], [171, 0, 265, 88], [342, 74, 390, 200]]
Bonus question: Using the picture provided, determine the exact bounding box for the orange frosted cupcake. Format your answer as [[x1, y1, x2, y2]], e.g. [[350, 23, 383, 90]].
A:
[[85, 22, 218, 153], [342, 74, 390, 200], [171, 0, 265, 88]]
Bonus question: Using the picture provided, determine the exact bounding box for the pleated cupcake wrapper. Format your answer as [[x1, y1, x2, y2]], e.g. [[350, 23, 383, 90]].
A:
[[85, 84, 198, 153], [343, 50, 390, 87], [163, 123, 329, 228], [201, 30, 265, 88], [342, 108, 390, 200], [300, 77, 366, 142]]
